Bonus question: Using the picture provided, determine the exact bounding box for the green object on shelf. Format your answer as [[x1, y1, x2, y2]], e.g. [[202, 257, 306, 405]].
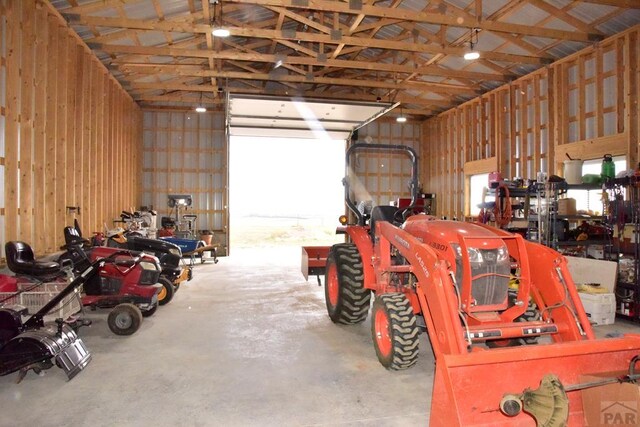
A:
[[582, 174, 602, 185], [601, 154, 615, 180]]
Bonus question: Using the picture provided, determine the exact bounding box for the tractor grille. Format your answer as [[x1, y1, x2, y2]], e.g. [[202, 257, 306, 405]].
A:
[[455, 248, 510, 307], [470, 258, 509, 307]]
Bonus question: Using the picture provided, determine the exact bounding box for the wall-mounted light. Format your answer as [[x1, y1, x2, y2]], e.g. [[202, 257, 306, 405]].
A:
[[195, 106, 207, 113], [464, 28, 480, 61]]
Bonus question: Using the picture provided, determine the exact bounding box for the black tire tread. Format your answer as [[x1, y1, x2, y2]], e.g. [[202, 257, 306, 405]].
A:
[[373, 293, 419, 370], [509, 288, 540, 345], [325, 243, 371, 324], [158, 276, 175, 306]]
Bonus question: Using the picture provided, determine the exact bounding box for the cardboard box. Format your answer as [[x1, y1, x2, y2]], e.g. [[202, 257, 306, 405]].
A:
[[558, 198, 577, 215], [581, 371, 640, 426], [567, 257, 618, 293]]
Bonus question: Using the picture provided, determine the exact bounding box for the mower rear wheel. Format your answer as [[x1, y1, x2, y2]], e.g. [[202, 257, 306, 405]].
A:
[[371, 293, 419, 370], [324, 243, 371, 324], [158, 277, 175, 306], [107, 303, 143, 336]]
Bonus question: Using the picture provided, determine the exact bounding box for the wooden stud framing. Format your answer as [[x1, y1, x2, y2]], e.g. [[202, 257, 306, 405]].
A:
[[422, 26, 640, 220], [0, 1, 142, 257]]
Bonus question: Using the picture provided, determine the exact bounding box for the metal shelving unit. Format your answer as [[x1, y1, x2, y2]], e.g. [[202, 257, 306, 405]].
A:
[[606, 177, 640, 322]]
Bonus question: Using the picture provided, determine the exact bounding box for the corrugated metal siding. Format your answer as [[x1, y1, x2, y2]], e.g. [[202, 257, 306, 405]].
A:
[[142, 111, 228, 255]]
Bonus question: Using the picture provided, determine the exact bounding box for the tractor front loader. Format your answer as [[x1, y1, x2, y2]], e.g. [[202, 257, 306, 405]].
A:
[[318, 143, 640, 426]]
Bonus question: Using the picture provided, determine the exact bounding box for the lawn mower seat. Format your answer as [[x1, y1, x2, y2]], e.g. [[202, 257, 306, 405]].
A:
[[369, 205, 398, 240], [64, 226, 89, 246], [5, 241, 61, 277]]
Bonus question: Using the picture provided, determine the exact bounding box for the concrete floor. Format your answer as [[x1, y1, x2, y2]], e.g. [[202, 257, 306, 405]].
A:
[[1, 246, 639, 426]]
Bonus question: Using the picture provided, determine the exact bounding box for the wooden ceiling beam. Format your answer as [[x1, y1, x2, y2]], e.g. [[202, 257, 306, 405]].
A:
[[223, 0, 603, 41], [85, 13, 204, 44], [134, 94, 225, 104], [527, 0, 605, 35], [266, 6, 333, 34], [224, 86, 452, 108], [60, 0, 145, 14], [576, 0, 640, 7], [126, 69, 477, 95], [77, 17, 551, 64], [108, 45, 509, 81]]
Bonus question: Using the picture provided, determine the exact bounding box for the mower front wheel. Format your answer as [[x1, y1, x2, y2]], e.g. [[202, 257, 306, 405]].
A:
[[371, 293, 419, 370], [108, 303, 143, 336], [158, 277, 175, 306]]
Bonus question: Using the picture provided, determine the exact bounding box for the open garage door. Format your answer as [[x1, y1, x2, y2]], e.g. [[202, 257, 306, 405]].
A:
[[227, 94, 395, 140]]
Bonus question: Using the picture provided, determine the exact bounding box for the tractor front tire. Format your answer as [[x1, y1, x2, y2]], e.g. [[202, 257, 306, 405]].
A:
[[108, 303, 143, 336], [371, 293, 419, 370], [324, 243, 371, 324], [158, 277, 175, 306]]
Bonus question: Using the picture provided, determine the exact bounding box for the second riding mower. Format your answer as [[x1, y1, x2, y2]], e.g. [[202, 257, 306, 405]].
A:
[[310, 143, 640, 426], [104, 228, 192, 305], [41, 230, 163, 334]]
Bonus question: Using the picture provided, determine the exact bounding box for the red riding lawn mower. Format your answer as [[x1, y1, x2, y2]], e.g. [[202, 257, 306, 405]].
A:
[[306, 143, 640, 426]]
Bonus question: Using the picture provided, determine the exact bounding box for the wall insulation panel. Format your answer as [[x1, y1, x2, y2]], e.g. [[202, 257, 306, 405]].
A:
[[0, 0, 142, 258], [351, 119, 422, 211], [141, 111, 228, 256], [423, 24, 639, 220]]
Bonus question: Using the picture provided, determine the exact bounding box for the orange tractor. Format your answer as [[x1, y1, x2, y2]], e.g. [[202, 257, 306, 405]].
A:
[[312, 143, 640, 426]]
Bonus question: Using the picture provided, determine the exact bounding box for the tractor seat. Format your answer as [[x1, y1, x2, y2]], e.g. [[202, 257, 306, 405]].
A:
[[5, 241, 61, 277], [369, 205, 399, 239]]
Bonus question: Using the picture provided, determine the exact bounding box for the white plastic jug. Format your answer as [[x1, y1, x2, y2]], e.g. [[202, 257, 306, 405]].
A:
[[563, 159, 584, 184]]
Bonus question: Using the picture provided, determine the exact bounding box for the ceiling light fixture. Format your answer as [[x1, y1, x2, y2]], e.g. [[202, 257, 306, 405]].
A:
[[195, 92, 207, 113], [211, 0, 230, 38], [396, 107, 407, 123], [464, 28, 480, 61]]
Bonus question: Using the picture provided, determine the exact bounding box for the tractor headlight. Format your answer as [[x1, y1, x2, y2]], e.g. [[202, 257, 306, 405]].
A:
[[496, 246, 508, 262], [169, 247, 182, 257], [467, 247, 483, 263], [139, 261, 159, 271], [450, 243, 483, 263]]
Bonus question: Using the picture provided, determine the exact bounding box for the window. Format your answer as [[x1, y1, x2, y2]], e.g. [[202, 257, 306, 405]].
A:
[[566, 155, 626, 214], [469, 173, 489, 216]]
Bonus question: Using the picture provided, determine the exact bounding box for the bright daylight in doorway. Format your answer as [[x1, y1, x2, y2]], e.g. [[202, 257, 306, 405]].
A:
[[230, 136, 346, 248]]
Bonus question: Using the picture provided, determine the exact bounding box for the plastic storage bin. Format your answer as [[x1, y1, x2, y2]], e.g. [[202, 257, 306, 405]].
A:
[[578, 292, 615, 325]]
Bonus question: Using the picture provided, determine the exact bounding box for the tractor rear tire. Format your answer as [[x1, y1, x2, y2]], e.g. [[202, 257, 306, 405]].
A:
[[371, 293, 419, 370], [158, 277, 175, 306], [324, 243, 371, 324], [108, 303, 143, 336]]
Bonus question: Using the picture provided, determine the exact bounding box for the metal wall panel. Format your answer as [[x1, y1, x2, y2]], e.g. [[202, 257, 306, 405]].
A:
[[142, 111, 228, 255]]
